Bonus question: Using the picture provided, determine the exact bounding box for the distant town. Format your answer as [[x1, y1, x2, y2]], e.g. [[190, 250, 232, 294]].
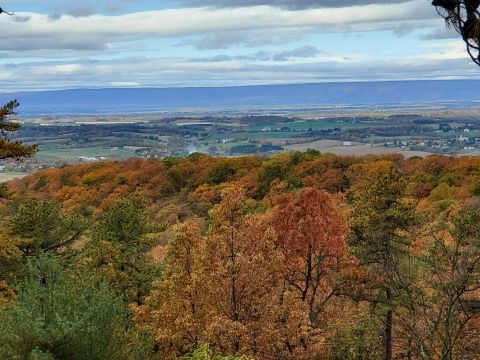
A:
[[4, 108, 480, 181]]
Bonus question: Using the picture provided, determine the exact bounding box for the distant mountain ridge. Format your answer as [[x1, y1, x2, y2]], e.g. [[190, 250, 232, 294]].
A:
[[1, 80, 479, 116]]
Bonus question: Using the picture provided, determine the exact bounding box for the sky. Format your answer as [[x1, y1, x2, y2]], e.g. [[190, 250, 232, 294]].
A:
[[0, 0, 478, 92]]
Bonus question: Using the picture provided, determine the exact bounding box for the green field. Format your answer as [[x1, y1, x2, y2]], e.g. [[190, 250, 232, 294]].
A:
[[247, 120, 381, 132], [36, 146, 137, 161], [247, 131, 301, 139], [197, 140, 252, 153], [247, 121, 331, 131]]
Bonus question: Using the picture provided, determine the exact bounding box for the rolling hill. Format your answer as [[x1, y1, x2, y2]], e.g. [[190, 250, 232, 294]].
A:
[[1, 80, 479, 115]]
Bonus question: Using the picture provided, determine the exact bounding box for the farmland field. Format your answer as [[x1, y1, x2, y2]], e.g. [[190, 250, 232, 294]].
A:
[[6, 110, 480, 170], [36, 146, 137, 162], [284, 139, 434, 157], [0, 172, 27, 183]]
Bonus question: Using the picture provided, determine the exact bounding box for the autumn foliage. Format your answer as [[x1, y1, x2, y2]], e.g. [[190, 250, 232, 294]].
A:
[[137, 186, 350, 359], [2, 151, 480, 359]]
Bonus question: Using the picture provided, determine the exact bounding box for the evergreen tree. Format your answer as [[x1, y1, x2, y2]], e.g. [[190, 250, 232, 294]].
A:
[[82, 196, 160, 304], [10, 199, 87, 257], [0, 100, 37, 159], [0, 255, 138, 359], [350, 164, 417, 360]]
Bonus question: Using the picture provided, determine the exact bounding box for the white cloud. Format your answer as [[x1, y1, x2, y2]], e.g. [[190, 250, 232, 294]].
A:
[[419, 41, 466, 61], [0, 41, 475, 92], [0, 0, 472, 92], [110, 81, 141, 86], [178, 0, 411, 10], [0, 0, 436, 52]]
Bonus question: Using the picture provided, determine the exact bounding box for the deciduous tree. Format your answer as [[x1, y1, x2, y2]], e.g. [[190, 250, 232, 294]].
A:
[[136, 219, 207, 358], [396, 211, 480, 359], [271, 187, 348, 327], [139, 187, 291, 359], [202, 187, 285, 357]]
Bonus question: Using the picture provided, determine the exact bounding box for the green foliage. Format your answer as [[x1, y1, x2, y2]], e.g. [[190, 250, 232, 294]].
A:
[[290, 148, 321, 164], [329, 317, 383, 360], [187, 152, 204, 162], [258, 156, 302, 196], [350, 165, 416, 263], [0, 182, 11, 199], [0, 100, 37, 159], [11, 199, 87, 256], [305, 148, 321, 157], [95, 196, 149, 246], [86, 196, 160, 303], [470, 176, 480, 196], [162, 156, 181, 168], [427, 182, 457, 211], [181, 344, 245, 360], [428, 182, 455, 202], [349, 165, 418, 360], [454, 208, 480, 238], [0, 255, 135, 360], [77, 203, 95, 218], [59, 172, 77, 187], [32, 175, 48, 191], [206, 161, 236, 185], [166, 163, 198, 193], [438, 172, 461, 187]]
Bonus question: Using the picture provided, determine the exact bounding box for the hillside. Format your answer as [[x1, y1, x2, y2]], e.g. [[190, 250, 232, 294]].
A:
[[2, 151, 480, 358]]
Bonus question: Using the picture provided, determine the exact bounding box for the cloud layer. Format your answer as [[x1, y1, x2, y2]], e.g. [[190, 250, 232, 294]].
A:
[[178, 0, 410, 10], [0, 0, 473, 92], [0, 1, 436, 51]]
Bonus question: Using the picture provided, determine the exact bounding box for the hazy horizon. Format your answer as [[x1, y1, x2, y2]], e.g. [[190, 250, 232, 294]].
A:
[[2, 79, 480, 116]]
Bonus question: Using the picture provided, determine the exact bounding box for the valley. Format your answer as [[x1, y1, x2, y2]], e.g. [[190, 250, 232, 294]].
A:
[[4, 108, 480, 177]]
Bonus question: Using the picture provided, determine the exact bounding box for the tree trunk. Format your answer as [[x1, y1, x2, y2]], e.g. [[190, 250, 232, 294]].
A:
[[386, 287, 393, 360], [441, 346, 452, 360]]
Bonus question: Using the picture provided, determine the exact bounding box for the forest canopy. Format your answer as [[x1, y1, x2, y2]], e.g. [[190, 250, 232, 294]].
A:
[[1, 151, 480, 359]]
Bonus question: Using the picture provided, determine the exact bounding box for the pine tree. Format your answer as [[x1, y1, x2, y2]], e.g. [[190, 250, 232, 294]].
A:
[[0, 100, 37, 159], [349, 164, 417, 360]]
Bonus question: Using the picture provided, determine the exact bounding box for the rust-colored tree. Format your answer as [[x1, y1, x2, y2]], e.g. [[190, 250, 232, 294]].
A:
[[201, 187, 287, 357], [271, 187, 350, 355], [138, 187, 288, 359], [272, 188, 348, 324]]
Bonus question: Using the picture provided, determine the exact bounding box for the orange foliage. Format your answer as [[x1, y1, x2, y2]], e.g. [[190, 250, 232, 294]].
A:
[[138, 187, 354, 359], [271, 188, 348, 328], [5, 151, 480, 358]]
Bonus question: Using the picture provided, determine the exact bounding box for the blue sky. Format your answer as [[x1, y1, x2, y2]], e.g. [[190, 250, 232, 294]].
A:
[[0, 0, 478, 92]]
